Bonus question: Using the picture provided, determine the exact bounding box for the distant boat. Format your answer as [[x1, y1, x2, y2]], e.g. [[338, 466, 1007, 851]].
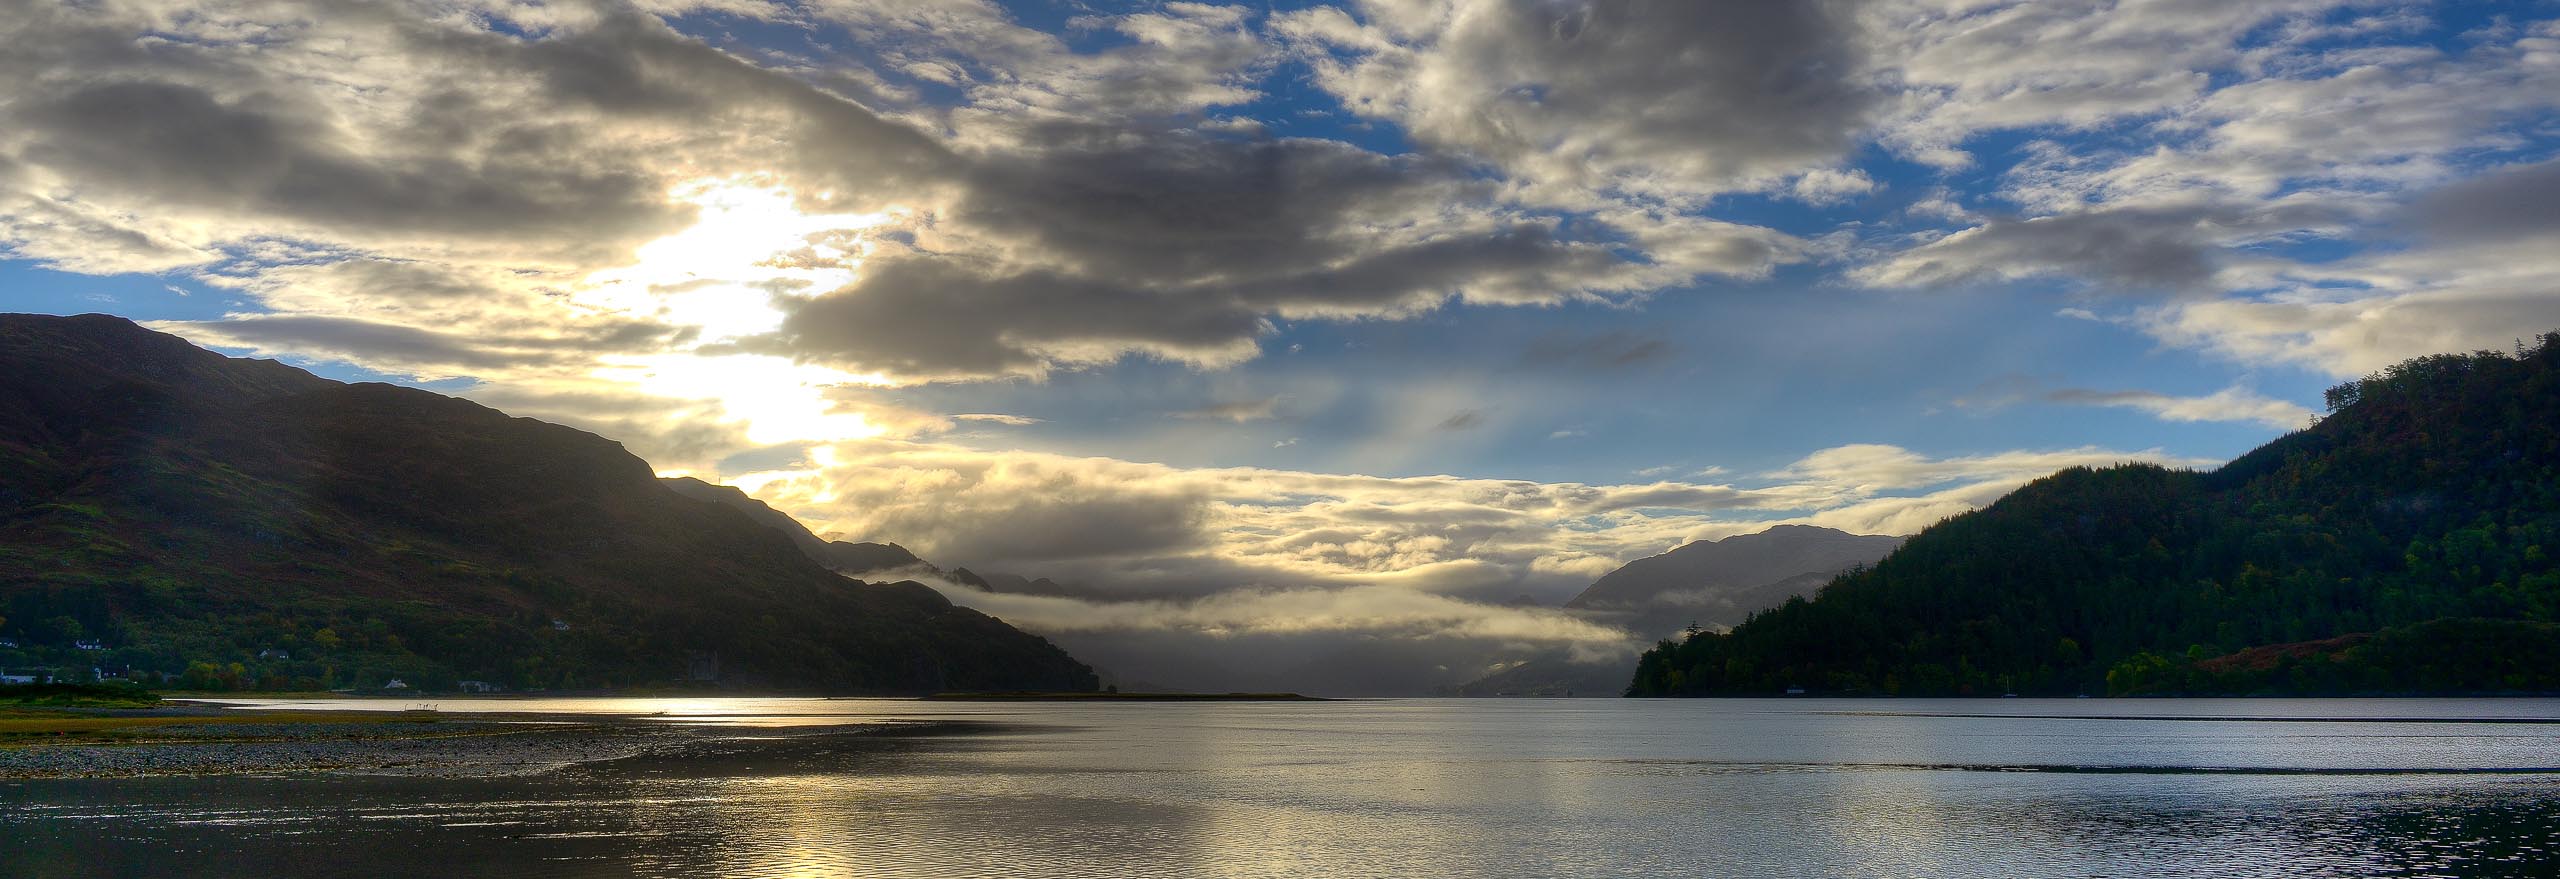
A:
[[1784, 686, 1806, 696]]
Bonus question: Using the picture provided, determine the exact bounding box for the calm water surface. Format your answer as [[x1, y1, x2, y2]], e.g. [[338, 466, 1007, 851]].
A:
[[6, 698, 2557, 877]]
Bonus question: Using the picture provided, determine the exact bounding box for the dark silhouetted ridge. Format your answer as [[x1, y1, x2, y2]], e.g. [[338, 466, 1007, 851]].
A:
[[1630, 333, 2560, 697], [0, 314, 1096, 694]]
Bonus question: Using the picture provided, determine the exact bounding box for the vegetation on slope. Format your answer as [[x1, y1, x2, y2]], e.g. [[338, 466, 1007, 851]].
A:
[[0, 314, 1096, 695], [1630, 334, 2560, 697]]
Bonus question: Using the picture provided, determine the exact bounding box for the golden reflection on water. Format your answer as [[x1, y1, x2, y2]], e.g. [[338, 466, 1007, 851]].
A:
[[8, 699, 2560, 878]]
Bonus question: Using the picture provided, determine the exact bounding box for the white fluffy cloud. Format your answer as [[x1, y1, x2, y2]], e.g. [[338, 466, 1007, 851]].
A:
[[1852, 12, 2560, 374], [2044, 386, 2318, 430]]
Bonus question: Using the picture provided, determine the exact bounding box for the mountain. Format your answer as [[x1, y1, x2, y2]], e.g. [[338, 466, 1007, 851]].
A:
[[0, 313, 1096, 694], [660, 477, 928, 576], [949, 568, 1105, 600], [1630, 335, 2560, 697], [1448, 657, 1628, 698], [1451, 525, 1901, 697], [1565, 525, 1902, 618]]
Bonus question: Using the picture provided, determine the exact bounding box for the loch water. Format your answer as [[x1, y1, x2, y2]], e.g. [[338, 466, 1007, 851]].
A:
[[6, 697, 2557, 878]]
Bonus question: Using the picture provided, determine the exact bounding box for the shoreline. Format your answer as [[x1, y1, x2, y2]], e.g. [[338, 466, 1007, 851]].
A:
[[0, 704, 976, 781]]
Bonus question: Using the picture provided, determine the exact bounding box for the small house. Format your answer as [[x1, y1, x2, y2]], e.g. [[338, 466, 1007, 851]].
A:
[[257, 648, 291, 660], [456, 680, 501, 694], [73, 640, 106, 651], [382, 678, 410, 690]]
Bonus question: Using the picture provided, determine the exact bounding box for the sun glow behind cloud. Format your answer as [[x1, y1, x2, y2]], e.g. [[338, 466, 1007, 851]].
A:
[[583, 179, 902, 448], [584, 179, 898, 341]]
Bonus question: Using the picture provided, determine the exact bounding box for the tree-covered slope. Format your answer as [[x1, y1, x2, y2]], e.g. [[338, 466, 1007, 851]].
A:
[[0, 314, 1096, 694], [1629, 335, 2560, 697]]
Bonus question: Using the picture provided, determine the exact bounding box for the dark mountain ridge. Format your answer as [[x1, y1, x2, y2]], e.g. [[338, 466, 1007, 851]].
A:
[[0, 313, 1096, 694], [660, 477, 929, 575], [1630, 335, 2560, 697]]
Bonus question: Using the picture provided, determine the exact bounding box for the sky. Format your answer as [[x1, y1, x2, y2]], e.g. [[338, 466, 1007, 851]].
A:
[[5, 0, 2559, 692]]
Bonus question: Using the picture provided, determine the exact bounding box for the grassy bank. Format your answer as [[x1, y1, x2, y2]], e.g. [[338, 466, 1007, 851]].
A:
[[0, 682, 161, 708]]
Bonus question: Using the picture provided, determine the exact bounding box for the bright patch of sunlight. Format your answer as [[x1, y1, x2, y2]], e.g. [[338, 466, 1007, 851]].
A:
[[597, 352, 891, 446], [582, 177, 900, 342], [577, 178, 908, 446]]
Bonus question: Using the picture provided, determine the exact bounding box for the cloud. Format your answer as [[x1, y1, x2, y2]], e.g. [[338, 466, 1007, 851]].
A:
[[1852, 11, 2560, 374], [730, 438, 2204, 605], [1175, 397, 1283, 423], [1767, 443, 2214, 498], [950, 412, 1041, 426], [0, 0, 952, 275], [2044, 387, 2317, 430], [1867, 0, 2364, 167], [740, 122, 1796, 381], [1278, 0, 1883, 200], [1434, 410, 1485, 431], [156, 313, 692, 377], [1853, 202, 2351, 295], [1793, 168, 1878, 205], [1519, 331, 1675, 371], [2126, 156, 2560, 378], [2409, 157, 2560, 246]]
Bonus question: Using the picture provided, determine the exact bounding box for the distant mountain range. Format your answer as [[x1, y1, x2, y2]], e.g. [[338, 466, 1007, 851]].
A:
[[0, 314, 1096, 694], [1454, 524, 1901, 697], [1565, 524, 1902, 635], [1633, 334, 2560, 697]]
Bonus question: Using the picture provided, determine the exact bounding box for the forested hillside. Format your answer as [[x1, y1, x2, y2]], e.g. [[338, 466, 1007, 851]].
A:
[[1629, 335, 2560, 697]]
